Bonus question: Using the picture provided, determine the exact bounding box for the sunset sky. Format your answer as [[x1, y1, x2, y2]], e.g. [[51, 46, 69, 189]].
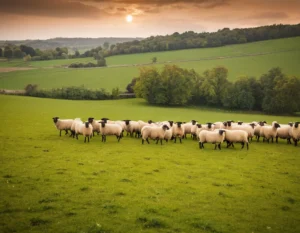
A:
[[0, 0, 299, 40]]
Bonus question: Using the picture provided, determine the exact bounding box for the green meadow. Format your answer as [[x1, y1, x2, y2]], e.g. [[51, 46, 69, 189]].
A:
[[1, 37, 300, 91], [1, 95, 300, 233]]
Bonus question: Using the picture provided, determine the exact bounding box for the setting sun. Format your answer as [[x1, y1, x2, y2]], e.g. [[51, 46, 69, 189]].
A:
[[126, 15, 133, 23]]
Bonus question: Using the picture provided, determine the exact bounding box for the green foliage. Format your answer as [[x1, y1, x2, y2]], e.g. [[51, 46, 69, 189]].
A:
[[4, 46, 13, 58], [97, 58, 106, 67], [13, 48, 24, 58], [126, 77, 138, 93], [23, 54, 31, 62], [152, 57, 157, 63], [0, 48, 2, 57]]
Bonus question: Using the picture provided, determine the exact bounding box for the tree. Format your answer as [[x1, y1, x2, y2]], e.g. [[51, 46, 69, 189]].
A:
[[75, 50, 80, 57], [13, 48, 24, 58], [4, 46, 13, 59], [97, 58, 106, 67], [152, 57, 157, 63], [20, 45, 36, 56], [126, 78, 138, 93], [0, 48, 3, 57], [103, 42, 110, 50], [24, 84, 38, 95]]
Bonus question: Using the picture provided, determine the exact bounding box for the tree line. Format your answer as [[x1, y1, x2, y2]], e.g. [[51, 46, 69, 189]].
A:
[[100, 24, 300, 57], [1, 24, 299, 62], [132, 65, 300, 114]]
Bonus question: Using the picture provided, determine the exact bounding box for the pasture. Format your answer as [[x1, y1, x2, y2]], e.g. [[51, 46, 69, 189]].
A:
[[1, 95, 300, 233], [0, 37, 300, 91]]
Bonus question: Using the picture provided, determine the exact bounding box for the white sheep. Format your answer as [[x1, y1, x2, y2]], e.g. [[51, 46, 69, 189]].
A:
[[164, 127, 173, 142], [182, 120, 197, 139], [172, 122, 185, 143], [276, 123, 293, 144], [224, 129, 249, 150], [71, 118, 83, 138], [141, 125, 169, 145], [99, 121, 123, 142], [123, 120, 140, 137], [259, 121, 281, 143], [230, 123, 255, 141], [213, 121, 228, 129], [290, 122, 300, 146], [75, 121, 93, 143], [88, 117, 101, 136], [199, 129, 226, 150], [52, 117, 74, 136], [254, 121, 267, 141]]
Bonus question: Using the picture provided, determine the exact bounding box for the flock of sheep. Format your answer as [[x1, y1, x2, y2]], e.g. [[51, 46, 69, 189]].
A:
[[52, 117, 300, 150]]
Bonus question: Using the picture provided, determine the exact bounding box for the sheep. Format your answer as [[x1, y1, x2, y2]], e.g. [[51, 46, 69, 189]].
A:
[[88, 117, 101, 136], [290, 122, 300, 146], [52, 117, 74, 136], [199, 129, 226, 150], [182, 120, 197, 139], [71, 118, 83, 138], [259, 121, 281, 143], [254, 121, 267, 141], [214, 121, 228, 129], [172, 122, 185, 143], [224, 130, 249, 150], [276, 123, 293, 144], [141, 125, 169, 145], [99, 121, 123, 142], [230, 123, 255, 141], [164, 127, 173, 142], [138, 120, 154, 137], [123, 120, 140, 137], [75, 122, 93, 143]]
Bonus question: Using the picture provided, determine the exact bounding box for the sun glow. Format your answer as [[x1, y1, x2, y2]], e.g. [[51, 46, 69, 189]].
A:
[[126, 15, 133, 23]]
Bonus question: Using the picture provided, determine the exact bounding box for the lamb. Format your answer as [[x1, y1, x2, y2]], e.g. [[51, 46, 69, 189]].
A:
[[199, 129, 226, 150], [123, 120, 140, 137], [75, 121, 93, 143], [290, 122, 300, 146], [71, 118, 83, 138], [224, 129, 249, 150], [259, 121, 281, 143], [99, 121, 123, 142], [141, 125, 169, 145], [172, 122, 185, 143], [276, 123, 293, 144], [88, 117, 101, 136], [52, 117, 74, 136]]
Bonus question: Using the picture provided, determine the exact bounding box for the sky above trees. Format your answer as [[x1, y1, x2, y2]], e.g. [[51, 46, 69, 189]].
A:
[[0, 0, 299, 40]]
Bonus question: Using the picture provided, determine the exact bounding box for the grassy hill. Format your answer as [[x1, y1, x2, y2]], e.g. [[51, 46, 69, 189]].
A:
[[0, 94, 299, 233], [0, 37, 299, 91]]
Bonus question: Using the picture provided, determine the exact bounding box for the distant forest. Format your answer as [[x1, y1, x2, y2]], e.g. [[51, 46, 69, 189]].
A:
[[0, 24, 300, 61]]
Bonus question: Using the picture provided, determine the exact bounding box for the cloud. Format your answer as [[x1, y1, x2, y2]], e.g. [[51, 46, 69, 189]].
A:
[[0, 0, 106, 19], [249, 12, 289, 20]]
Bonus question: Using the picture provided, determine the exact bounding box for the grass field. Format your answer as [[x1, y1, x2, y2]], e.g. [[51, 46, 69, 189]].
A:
[[0, 37, 300, 91], [1, 95, 300, 233]]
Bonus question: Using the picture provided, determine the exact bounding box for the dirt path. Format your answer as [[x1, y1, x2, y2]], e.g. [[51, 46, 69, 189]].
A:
[[0, 67, 36, 73]]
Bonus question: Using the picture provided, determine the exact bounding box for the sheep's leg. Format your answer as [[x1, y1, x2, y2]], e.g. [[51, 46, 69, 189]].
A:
[[174, 137, 177, 143], [218, 143, 221, 150], [156, 139, 159, 144], [84, 137, 86, 143], [59, 130, 62, 136], [294, 139, 298, 146], [257, 136, 260, 142], [214, 144, 217, 150], [88, 136, 90, 143], [179, 138, 182, 144], [271, 137, 274, 143], [146, 138, 150, 144], [160, 139, 163, 145], [199, 142, 201, 149], [275, 136, 278, 143], [65, 130, 68, 135], [117, 136, 121, 142], [287, 138, 291, 144], [246, 142, 249, 150], [76, 134, 78, 140], [241, 142, 244, 149], [142, 139, 144, 144]]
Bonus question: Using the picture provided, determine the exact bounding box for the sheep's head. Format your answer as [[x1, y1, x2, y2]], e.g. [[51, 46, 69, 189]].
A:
[[162, 125, 169, 131], [99, 121, 106, 127], [85, 122, 90, 128], [191, 120, 197, 125], [148, 120, 153, 124], [295, 122, 300, 128], [168, 121, 174, 127], [226, 121, 232, 127], [219, 129, 225, 135], [274, 123, 280, 128], [223, 122, 228, 127], [206, 122, 213, 129], [238, 121, 243, 125], [53, 117, 59, 123], [101, 118, 109, 123], [288, 122, 293, 127], [88, 117, 94, 123], [196, 124, 202, 128], [176, 122, 182, 127], [249, 123, 255, 129], [123, 120, 130, 125]]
